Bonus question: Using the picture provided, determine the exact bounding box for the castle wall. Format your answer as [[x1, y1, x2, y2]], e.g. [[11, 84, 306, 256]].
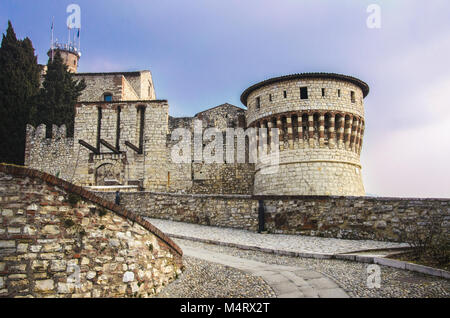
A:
[[124, 71, 156, 100], [246, 78, 364, 124], [166, 104, 254, 195], [142, 102, 170, 191], [25, 124, 75, 182], [244, 76, 366, 196], [255, 148, 364, 196], [75, 74, 125, 102], [74, 72, 155, 102], [96, 191, 450, 242], [121, 76, 140, 100], [0, 164, 182, 298], [72, 100, 169, 190]]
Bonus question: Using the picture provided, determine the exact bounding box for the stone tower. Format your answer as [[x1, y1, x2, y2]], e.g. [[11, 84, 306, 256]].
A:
[[47, 46, 81, 73], [241, 73, 369, 196]]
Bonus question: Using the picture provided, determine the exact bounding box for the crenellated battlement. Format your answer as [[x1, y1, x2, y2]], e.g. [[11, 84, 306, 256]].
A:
[[26, 124, 71, 141], [25, 124, 75, 180]]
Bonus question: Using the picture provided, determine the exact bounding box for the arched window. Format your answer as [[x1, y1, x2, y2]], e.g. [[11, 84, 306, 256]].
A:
[[103, 93, 113, 102]]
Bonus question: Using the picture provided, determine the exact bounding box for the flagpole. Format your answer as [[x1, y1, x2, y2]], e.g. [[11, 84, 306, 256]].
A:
[[78, 27, 81, 53], [51, 16, 54, 62]]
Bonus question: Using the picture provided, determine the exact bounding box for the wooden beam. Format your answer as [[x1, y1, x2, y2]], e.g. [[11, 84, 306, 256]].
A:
[[100, 139, 120, 154], [125, 141, 142, 154], [79, 140, 99, 154]]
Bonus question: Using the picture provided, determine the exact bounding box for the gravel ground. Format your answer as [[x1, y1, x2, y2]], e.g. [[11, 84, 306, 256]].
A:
[[172, 239, 450, 298], [155, 255, 276, 298]]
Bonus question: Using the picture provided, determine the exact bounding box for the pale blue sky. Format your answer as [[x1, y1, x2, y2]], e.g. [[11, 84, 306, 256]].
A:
[[1, 0, 450, 197]]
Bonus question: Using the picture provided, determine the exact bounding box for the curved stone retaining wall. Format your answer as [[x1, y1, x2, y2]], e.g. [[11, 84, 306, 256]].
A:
[[0, 164, 182, 298]]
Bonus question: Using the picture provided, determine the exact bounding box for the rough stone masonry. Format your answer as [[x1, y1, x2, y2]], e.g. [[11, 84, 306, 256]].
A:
[[0, 164, 183, 298]]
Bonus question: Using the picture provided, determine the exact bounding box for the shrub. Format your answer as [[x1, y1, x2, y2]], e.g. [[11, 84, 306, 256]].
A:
[[66, 193, 82, 207], [63, 219, 75, 228], [400, 214, 449, 266], [98, 208, 107, 217]]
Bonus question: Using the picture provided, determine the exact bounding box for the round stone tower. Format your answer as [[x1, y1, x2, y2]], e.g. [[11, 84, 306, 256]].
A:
[[241, 73, 369, 196], [47, 46, 80, 73]]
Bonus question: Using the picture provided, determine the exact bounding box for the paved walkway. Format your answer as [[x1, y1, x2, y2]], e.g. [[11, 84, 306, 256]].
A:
[[179, 242, 349, 298], [146, 218, 408, 255]]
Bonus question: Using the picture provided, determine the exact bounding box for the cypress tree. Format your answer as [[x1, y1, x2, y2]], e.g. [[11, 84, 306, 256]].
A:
[[34, 50, 86, 138], [0, 21, 40, 165]]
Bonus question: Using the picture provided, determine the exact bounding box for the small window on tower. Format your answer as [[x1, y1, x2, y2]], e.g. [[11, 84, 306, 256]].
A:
[[104, 93, 112, 102], [338, 89, 341, 97], [269, 94, 272, 102], [256, 97, 261, 109], [322, 88, 326, 97], [351, 91, 355, 103], [300, 87, 308, 99], [283, 90, 287, 98]]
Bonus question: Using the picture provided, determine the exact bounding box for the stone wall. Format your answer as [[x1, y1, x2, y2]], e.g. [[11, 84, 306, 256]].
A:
[[245, 77, 365, 125], [25, 124, 75, 182], [260, 196, 450, 241], [166, 104, 254, 195], [74, 71, 156, 102], [71, 100, 169, 190], [97, 191, 450, 242], [99, 192, 259, 231], [0, 164, 182, 298]]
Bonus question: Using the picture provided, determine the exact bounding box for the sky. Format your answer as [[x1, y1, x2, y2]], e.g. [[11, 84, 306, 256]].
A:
[[1, 0, 449, 198]]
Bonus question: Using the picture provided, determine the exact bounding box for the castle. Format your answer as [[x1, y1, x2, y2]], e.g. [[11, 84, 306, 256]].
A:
[[26, 47, 368, 196]]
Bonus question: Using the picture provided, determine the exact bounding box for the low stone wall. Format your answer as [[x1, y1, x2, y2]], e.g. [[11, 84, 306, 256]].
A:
[[0, 164, 182, 298], [260, 196, 450, 241], [99, 192, 259, 231], [97, 191, 450, 242]]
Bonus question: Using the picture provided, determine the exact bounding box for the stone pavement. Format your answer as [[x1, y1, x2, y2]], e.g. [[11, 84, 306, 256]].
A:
[[146, 218, 408, 255], [179, 243, 349, 298]]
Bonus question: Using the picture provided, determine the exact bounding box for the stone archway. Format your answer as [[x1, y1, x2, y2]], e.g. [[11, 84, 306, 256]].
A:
[[95, 163, 121, 186]]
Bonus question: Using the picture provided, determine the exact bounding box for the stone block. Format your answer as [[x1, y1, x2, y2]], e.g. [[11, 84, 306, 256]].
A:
[[35, 279, 54, 292]]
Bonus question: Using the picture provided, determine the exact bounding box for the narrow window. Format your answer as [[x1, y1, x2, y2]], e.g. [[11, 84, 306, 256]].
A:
[[351, 91, 355, 103], [338, 89, 341, 97], [104, 93, 112, 102], [256, 97, 261, 109], [97, 107, 102, 150], [138, 106, 146, 153], [300, 87, 308, 99], [302, 113, 309, 141], [269, 94, 272, 102], [322, 88, 326, 97], [283, 90, 287, 98], [116, 106, 121, 150]]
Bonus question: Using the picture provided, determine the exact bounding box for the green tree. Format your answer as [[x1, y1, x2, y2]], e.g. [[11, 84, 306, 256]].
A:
[[0, 21, 41, 165], [34, 50, 86, 137]]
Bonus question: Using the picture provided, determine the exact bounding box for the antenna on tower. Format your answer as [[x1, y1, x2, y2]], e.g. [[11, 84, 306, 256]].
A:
[[51, 16, 55, 62]]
